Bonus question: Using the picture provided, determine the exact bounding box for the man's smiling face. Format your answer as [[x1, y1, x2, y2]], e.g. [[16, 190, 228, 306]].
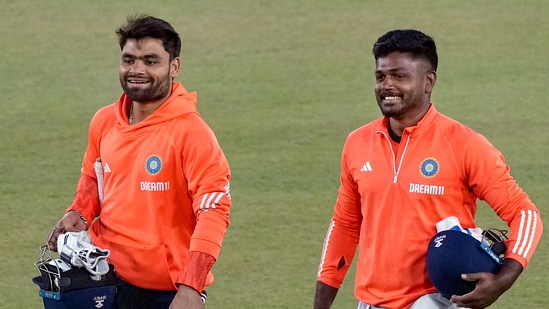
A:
[[119, 37, 176, 104], [374, 51, 435, 119]]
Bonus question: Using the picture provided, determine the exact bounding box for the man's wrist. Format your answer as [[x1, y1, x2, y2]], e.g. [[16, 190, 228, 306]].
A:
[[495, 258, 523, 292], [314, 281, 339, 309], [69, 209, 89, 228]]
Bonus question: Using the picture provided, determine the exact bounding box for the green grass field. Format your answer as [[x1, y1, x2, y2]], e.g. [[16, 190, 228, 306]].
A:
[[1, 0, 547, 308]]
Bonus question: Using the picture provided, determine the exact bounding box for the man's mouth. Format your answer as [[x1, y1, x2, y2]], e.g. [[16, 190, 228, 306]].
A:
[[382, 95, 402, 100], [127, 79, 150, 84]]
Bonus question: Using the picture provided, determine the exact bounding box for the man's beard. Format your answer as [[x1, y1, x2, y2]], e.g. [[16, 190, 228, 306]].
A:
[[380, 105, 413, 118], [120, 73, 172, 103]]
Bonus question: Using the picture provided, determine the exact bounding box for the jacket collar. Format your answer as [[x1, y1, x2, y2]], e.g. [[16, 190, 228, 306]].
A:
[[377, 103, 439, 138]]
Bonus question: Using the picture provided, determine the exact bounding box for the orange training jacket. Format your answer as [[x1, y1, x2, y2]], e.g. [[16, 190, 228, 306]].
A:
[[68, 82, 231, 290], [317, 104, 543, 309]]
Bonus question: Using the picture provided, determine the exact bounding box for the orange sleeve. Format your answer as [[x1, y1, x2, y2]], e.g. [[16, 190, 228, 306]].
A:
[[65, 174, 101, 224], [182, 119, 231, 259], [317, 150, 362, 288], [466, 134, 543, 267], [65, 108, 110, 223]]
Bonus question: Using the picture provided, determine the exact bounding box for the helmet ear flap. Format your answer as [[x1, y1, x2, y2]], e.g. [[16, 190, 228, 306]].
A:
[[490, 242, 507, 256], [481, 229, 508, 257]]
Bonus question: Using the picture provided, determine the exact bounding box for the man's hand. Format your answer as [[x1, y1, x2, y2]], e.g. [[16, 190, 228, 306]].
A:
[[451, 259, 523, 309], [169, 285, 204, 309], [46, 210, 88, 251]]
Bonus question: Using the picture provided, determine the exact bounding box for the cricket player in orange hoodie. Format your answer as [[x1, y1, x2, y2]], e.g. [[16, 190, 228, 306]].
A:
[[314, 29, 543, 309], [47, 15, 231, 309]]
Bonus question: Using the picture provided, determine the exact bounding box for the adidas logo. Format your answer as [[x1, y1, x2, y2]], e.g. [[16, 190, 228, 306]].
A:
[[360, 161, 372, 172], [103, 163, 112, 173]]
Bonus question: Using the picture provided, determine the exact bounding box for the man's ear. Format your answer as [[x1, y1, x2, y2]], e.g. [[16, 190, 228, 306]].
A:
[[170, 57, 181, 78], [425, 71, 437, 93]]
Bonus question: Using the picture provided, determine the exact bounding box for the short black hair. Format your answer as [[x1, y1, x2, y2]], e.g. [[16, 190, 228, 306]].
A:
[[116, 15, 181, 61], [372, 29, 438, 71]]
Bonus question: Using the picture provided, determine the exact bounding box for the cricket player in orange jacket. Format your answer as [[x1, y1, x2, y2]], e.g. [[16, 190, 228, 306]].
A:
[[314, 29, 543, 309], [46, 15, 231, 309]]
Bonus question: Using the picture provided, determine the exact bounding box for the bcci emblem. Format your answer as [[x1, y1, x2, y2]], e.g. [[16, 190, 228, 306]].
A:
[[145, 155, 162, 175], [420, 158, 439, 178]]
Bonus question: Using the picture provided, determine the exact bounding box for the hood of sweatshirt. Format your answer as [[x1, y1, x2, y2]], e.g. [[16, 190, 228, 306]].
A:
[[114, 82, 198, 134]]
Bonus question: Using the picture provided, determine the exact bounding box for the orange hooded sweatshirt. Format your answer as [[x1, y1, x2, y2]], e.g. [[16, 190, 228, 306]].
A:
[[68, 82, 231, 290]]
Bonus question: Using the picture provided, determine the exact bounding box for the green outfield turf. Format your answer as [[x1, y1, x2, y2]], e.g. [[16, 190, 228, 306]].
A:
[[0, 0, 547, 308]]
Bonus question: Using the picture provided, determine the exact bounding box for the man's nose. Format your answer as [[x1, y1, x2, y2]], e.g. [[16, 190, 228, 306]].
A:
[[129, 61, 145, 74], [380, 76, 395, 90]]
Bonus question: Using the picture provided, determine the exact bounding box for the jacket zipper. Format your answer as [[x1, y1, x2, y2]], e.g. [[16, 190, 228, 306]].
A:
[[376, 131, 411, 183]]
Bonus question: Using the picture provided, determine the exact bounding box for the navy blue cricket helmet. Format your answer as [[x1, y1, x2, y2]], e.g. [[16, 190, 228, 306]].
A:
[[426, 230, 503, 299]]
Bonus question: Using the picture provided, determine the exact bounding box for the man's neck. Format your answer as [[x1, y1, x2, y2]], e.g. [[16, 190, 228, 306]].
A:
[[387, 123, 402, 143], [130, 92, 171, 125], [388, 102, 431, 137]]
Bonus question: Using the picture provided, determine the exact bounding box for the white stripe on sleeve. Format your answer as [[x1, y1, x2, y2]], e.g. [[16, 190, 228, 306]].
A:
[[512, 210, 526, 254], [199, 194, 209, 210], [517, 210, 532, 256], [205, 192, 218, 209], [522, 211, 538, 259], [317, 220, 336, 278], [212, 193, 225, 209]]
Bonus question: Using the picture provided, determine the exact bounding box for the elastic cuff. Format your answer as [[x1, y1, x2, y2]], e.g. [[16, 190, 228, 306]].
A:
[[177, 251, 215, 292]]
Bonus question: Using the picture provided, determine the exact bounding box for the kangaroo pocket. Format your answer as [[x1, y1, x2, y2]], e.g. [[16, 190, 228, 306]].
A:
[[97, 235, 176, 290]]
